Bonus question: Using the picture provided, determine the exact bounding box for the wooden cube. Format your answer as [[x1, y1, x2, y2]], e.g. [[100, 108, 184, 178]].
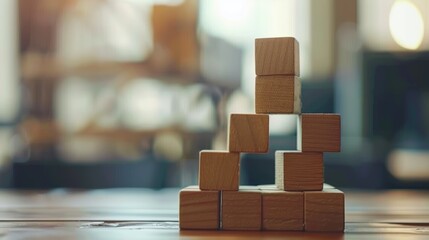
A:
[[179, 186, 220, 230], [228, 114, 269, 153], [199, 151, 239, 191], [222, 186, 262, 230], [275, 151, 323, 191], [255, 37, 299, 76], [298, 114, 341, 152], [304, 188, 345, 232], [255, 75, 301, 114], [260, 186, 304, 231]]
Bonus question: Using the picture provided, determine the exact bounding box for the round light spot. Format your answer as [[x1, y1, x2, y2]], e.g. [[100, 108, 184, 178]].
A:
[[389, 0, 424, 50]]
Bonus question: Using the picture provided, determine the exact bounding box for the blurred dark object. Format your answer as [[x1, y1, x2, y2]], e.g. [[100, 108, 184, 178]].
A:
[[362, 51, 429, 142], [301, 78, 335, 113], [13, 159, 171, 189], [362, 51, 429, 189]]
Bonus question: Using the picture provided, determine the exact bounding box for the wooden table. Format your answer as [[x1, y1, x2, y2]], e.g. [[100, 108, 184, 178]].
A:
[[0, 189, 427, 239]]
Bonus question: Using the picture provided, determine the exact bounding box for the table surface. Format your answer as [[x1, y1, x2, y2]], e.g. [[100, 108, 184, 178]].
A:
[[0, 188, 427, 239]]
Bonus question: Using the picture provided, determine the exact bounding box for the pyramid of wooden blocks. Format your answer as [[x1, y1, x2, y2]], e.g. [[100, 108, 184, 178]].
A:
[[179, 37, 344, 233]]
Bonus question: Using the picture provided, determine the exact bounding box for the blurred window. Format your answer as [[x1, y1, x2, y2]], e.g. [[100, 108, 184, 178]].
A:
[[0, 0, 20, 124]]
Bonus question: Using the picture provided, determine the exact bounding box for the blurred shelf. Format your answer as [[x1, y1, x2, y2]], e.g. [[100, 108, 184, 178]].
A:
[[21, 53, 198, 83], [22, 118, 215, 145], [76, 127, 215, 141], [22, 118, 60, 145]]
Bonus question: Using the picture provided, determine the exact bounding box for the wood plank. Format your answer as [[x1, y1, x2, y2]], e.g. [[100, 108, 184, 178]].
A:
[[179, 186, 220, 230], [298, 114, 341, 152], [304, 188, 345, 232], [255, 75, 301, 114], [199, 151, 240, 191], [255, 37, 299, 76], [228, 114, 269, 153], [222, 186, 262, 230], [275, 151, 323, 191], [259, 186, 304, 231]]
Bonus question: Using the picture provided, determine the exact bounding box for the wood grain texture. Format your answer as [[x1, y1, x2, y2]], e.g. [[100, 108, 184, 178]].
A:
[[304, 188, 345, 232], [0, 188, 427, 239], [255, 37, 299, 76], [255, 75, 301, 114], [199, 151, 239, 191], [299, 114, 341, 152], [275, 151, 323, 191], [228, 114, 269, 153], [260, 187, 304, 231], [222, 186, 262, 230], [179, 186, 220, 230]]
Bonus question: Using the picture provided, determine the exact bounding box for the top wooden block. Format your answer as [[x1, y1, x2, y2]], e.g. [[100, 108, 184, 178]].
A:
[[255, 37, 299, 76]]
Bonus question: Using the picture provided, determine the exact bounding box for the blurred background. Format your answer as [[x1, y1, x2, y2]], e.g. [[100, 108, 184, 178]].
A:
[[0, 0, 428, 190]]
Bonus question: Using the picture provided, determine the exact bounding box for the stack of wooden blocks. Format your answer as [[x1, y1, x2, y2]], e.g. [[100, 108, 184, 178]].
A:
[[179, 37, 344, 232]]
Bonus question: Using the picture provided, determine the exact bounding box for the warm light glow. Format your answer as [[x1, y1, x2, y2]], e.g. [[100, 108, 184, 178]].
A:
[[388, 149, 429, 180], [389, 0, 424, 50]]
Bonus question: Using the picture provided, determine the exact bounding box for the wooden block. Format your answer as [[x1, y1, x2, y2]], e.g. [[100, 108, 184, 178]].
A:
[[255, 37, 299, 76], [179, 186, 220, 230], [275, 151, 323, 191], [222, 186, 262, 230], [255, 75, 301, 114], [260, 186, 304, 231], [199, 150, 239, 191], [298, 114, 341, 152], [304, 188, 345, 232], [228, 114, 269, 153]]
